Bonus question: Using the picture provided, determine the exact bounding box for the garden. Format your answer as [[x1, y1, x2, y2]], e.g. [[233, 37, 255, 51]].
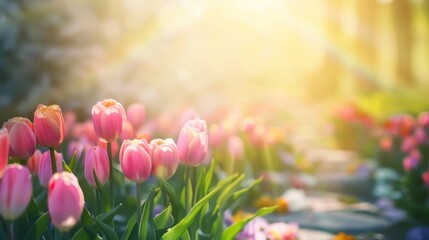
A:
[[1, 0, 429, 240]]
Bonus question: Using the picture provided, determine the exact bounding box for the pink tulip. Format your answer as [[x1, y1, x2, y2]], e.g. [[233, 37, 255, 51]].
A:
[[121, 121, 135, 140], [403, 149, 421, 172], [209, 124, 227, 148], [418, 112, 429, 128], [120, 139, 152, 183], [228, 136, 244, 160], [38, 151, 64, 187], [63, 111, 76, 138], [27, 149, 42, 175], [127, 103, 145, 130], [0, 164, 32, 220], [3, 117, 36, 159], [0, 128, 9, 177], [415, 127, 427, 145], [34, 104, 66, 147], [67, 139, 89, 160], [98, 139, 119, 158], [48, 172, 84, 231], [180, 109, 200, 128], [149, 138, 179, 179], [84, 146, 110, 187], [92, 99, 126, 142], [177, 119, 209, 166], [401, 136, 417, 153], [423, 171, 429, 188]]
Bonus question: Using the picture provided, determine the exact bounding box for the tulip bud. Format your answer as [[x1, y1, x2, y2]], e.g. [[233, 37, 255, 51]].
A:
[[228, 135, 244, 160], [38, 151, 64, 187], [120, 139, 152, 183], [84, 146, 110, 187], [0, 128, 9, 177], [28, 149, 42, 175], [127, 103, 145, 130], [34, 104, 66, 147], [423, 171, 429, 188], [3, 117, 36, 159], [48, 172, 84, 231], [149, 138, 179, 179], [0, 164, 32, 220], [177, 119, 209, 166], [92, 99, 126, 142]]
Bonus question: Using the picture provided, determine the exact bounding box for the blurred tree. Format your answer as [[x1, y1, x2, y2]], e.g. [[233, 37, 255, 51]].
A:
[[391, 0, 413, 86]]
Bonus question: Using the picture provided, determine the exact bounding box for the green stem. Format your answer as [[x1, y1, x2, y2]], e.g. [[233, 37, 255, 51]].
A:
[[7, 221, 14, 240], [184, 166, 190, 212], [54, 228, 61, 240], [136, 182, 142, 240], [49, 147, 57, 173], [107, 142, 114, 208], [96, 188, 102, 215]]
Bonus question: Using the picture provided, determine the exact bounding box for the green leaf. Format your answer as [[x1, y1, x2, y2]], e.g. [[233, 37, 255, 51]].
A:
[[121, 213, 137, 240], [96, 203, 122, 224], [26, 197, 40, 217], [154, 204, 174, 229], [69, 151, 77, 171], [0, 222, 7, 240], [222, 206, 278, 240], [95, 218, 119, 240], [23, 212, 50, 240], [159, 178, 185, 221], [93, 169, 110, 211], [62, 159, 73, 173], [204, 158, 216, 194], [231, 177, 263, 202], [194, 168, 206, 203], [72, 228, 90, 240], [160, 184, 224, 240], [81, 207, 95, 226], [139, 187, 156, 240], [217, 174, 245, 210], [181, 230, 191, 240]]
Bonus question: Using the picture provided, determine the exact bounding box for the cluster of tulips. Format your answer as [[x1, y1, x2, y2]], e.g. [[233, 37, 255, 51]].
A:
[[377, 112, 429, 224], [0, 99, 278, 240]]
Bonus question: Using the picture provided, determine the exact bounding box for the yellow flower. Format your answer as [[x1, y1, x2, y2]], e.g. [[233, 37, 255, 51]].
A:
[[334, 232, 355, 240]]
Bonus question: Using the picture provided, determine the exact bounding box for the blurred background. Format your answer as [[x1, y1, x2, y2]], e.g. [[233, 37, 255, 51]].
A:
[[0, 0, 429, 122]]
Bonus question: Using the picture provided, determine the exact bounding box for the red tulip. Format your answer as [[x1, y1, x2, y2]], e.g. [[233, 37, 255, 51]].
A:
[[48, 172, 84, 231], [34, 104, 65, 147], [3, 117, 36, 159], [84, 146, 110, 187], [177, 119, 208, 166], [0, 128, 9, 177], [38, 151, 64, 187], [150, 138, 179, 179], [120, 139, 152, 183], [126, 103, 145, 130], [0, 164, 32, 220], [91, 99, 126, 142]]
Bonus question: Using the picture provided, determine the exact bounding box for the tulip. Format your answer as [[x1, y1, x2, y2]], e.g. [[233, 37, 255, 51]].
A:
[[228, 135, 244, 160], [27, 149, 42, 175], [48, 172, 84, 231], [0, 128, 9, 177], [0, 164, 32, 220], [121, 121, 135, 140], [67, 139, 89, 160], [127, 103, 145, 130], [209, 124, 227, 148], [403, 149, 421, 172], [415, 127, 427, 145], [423, 171, 429, 188], [418, 112, 429, 128], [34, 104, 65, 147], [150, 138, 179, 179], [120, 139, 152, 183], [401, 136, 417, 153], [91, 99, 126, 142], [38, 151, 64, 187], [84, 146, 110, 187], [177, 119, 209, 166], [3, 117, 36, 159]]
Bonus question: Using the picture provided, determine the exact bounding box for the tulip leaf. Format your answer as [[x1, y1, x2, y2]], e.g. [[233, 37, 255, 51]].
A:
[[181, 230, 191, 240], [121, 212, 137, 240], [72, 228, 90, 240], [26, 197, 40, 217], [62, 160, 73, 173], [217, 174, 245, 210], [222, 206, 278, 240], [22, 212, 50, 240], [81, 207, 95, 226], [159, 178, 185, 221], [95, 218, 119, 240], [231, 177, 263, 202], [93, 169, 109, 211], [160, 184, 224, 240], [69, 151, 77, 172], [154, 204, 174, 229], [0, 223, 6, 240], [204, 158, 216, 194], [194, 168, 206, 203], [139, 187, 156, 240], [96, 203, 122, 224]]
